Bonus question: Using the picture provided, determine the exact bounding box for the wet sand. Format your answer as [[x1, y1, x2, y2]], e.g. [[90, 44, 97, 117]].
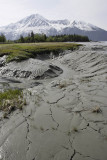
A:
[[0, 42, 107, 160]]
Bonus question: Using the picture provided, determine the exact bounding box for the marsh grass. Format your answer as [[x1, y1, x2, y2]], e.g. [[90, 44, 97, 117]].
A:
[[0, 89, 24, 115], [92, 106, 102, 113], [59, 83, 67, 89], [0, 43, 81, 62]]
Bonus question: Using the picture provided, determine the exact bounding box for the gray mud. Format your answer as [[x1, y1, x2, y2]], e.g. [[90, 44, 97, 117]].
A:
[[0, 58, 63, 90], [0, 42, 107, 160]]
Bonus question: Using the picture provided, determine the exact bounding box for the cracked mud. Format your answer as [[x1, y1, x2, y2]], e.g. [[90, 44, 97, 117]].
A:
[[0, 42, 107, 160]]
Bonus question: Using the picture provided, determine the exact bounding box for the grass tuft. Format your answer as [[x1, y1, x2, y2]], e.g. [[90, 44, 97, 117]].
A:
[[0, 89, 25, 116], [92, 106, 102, 113]]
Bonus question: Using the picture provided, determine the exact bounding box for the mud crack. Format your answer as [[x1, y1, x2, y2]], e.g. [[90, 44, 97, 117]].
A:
[[22, 112, 32, 154], [49, 94, 65, 104], [49, 108, 59, 129], [70, 149, 76, 160]]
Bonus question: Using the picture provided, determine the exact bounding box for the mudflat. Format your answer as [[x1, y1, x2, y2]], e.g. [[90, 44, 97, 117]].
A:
[[0, 42, 107, 160]]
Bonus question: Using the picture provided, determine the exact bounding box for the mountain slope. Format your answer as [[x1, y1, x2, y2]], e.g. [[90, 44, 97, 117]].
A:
[[0, 14, 107, 41]]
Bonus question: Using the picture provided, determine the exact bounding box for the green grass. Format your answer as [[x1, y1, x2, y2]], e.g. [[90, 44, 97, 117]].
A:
[[0, 89, 24, 114], [0, 42, 81, 62]]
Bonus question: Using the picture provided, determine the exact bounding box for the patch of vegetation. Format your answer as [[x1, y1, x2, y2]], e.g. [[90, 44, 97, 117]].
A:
[[59, 82, 67, 89], [0, 89, 25, 117], [92, 107, 102, 113], [0, 43, 81, 62]]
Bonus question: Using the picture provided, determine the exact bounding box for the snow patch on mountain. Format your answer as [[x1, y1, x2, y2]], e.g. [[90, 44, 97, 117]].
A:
[[71, 20, 100, 31]]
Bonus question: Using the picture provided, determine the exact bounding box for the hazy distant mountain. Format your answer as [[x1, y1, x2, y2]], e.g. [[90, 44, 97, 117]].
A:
[[0, 14, 107, 41]]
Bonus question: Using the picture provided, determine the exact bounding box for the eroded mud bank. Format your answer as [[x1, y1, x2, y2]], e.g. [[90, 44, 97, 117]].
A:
[[0, 42, 107, 160]]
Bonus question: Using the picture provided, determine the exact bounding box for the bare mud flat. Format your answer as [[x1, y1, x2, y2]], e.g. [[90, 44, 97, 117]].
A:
[[0, 42, 107, 160]]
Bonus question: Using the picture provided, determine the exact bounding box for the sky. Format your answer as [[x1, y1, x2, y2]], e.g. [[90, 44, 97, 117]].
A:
[[0, 0, 106, 30]]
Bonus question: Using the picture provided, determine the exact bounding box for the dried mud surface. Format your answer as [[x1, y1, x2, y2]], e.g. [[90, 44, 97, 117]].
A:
[[0, 42, 107, 160]]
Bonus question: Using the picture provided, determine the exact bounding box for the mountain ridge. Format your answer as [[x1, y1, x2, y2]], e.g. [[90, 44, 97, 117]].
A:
[[0, 14, 107, 41]]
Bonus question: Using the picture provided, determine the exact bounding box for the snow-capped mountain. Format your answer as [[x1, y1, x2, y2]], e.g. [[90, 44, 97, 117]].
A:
[[71, 20, 101, 31], [0, 14, 107, 41]]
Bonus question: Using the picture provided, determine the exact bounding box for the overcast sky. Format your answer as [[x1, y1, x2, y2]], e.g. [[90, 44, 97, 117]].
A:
[[0, 0, 106, 30]]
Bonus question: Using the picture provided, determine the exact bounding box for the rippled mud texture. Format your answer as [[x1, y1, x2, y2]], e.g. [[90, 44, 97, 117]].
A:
[[0, 42, 107, 160], [0, 58, 63, 90]]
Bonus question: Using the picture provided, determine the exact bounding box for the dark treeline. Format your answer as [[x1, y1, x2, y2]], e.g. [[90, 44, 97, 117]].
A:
[[16, 31, 89, 43], [0, 31, 89, 43], [0, 33, 6, 43]]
